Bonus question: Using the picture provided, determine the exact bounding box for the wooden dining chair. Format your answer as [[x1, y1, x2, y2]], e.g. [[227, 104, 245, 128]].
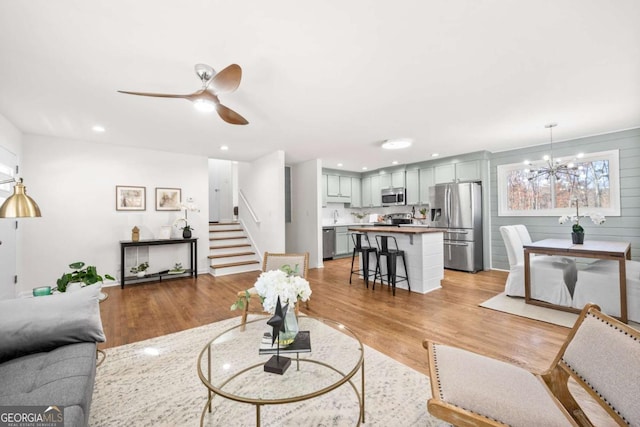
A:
[[237, 252, 309, 330], [423, 303, 640, 426]]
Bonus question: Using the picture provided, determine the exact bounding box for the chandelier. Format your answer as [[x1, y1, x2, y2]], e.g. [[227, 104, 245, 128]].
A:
[[525, 123, 582, 181]]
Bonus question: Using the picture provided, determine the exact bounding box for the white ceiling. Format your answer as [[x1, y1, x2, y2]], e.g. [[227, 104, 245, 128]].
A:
[[1, 1, 638, 172]]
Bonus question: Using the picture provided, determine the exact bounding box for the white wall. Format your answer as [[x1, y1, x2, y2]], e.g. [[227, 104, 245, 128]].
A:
[[286, 159, 323, 268], [238, 151, 285, 255], [20, 135, 209, 292]]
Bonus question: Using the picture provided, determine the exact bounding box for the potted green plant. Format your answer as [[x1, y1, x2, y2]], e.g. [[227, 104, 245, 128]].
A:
[[419, 207, 427, 218], [174, 218, 194, 238], [130, 261, 150, 278], [56, 262, 115, 293]]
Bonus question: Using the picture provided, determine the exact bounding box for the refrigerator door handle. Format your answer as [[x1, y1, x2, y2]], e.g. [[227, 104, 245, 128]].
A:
[[444, 241, 469, 247]]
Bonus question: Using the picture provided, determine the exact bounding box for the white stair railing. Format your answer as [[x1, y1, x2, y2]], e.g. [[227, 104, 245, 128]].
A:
[[239, 189, 260, 224]]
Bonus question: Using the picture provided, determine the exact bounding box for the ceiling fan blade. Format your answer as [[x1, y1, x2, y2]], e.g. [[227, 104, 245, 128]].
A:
[[216, 104, 249, 125], [117, 90, 193, 99], [209, 64, 242, 94]]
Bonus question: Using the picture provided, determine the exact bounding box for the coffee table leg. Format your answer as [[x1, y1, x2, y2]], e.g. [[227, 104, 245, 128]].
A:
[[256, 404, 261, 427], [207, 346, 212, 412], [361, 359, 366, 423]]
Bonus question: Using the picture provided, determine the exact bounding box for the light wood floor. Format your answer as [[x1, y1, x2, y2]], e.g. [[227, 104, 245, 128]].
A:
[[99, 257, 571, 376]]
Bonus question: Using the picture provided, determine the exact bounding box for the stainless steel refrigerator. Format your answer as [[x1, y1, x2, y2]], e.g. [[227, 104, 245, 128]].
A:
[[429, 182, 483, 273]]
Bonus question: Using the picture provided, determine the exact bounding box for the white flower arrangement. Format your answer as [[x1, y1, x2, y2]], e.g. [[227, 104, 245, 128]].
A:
[[558, 199, 605, 233], [253, 269, 312, 313]]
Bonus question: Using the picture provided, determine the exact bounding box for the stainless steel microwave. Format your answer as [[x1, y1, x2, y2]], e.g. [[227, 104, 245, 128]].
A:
[[381, 187, 406, 206]]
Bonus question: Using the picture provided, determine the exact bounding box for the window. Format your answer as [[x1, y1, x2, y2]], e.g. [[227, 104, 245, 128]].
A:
[[497, 149, 620, 217]]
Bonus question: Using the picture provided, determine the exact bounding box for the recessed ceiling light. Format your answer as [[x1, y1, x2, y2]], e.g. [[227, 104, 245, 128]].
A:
[[381, 138, 412, 150], [362, 167, 368, 170], [431, 153, 440, 157], [337, 163, 343, 167], [220, 145, 229, 151], [391, 161, 398, 165], [92, 125, 105, 133]]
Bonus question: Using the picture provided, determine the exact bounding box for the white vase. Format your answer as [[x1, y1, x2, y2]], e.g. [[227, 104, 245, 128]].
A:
[[137, 271, 146, 278]]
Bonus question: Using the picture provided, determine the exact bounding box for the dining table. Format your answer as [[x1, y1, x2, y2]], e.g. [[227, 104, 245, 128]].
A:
[[523, 239, 632, 323]]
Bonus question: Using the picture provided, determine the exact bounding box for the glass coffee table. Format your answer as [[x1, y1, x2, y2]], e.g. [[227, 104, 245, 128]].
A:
[[197, 316, 365, 426]]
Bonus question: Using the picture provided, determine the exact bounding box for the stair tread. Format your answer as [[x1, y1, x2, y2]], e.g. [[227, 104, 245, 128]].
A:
[[210, 243, 251, 249], [209, 228, 243, 233], [211, 260, 260, 269], [210, 236, 246, 241], [208, 251, 255, 259], [210, 221, 240, 226]]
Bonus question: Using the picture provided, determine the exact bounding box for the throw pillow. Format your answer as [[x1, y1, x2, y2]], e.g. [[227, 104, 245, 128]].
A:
[[0, 284, 105, 363]]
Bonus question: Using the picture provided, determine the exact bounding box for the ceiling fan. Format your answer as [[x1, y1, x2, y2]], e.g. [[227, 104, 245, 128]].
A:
[[118, 63, 248, 125]]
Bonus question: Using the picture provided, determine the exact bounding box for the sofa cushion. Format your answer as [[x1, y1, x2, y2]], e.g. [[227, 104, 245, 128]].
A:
[[0, 342, 97, 427], [0, 285, 105, 363]]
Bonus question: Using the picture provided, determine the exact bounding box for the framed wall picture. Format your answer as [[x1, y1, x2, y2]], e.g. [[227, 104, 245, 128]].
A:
[[116, 186, 146, 211], [155, 187, 181, 211]]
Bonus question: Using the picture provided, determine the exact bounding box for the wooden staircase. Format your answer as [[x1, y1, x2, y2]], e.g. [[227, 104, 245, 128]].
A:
[[208, 222, 261, 276]]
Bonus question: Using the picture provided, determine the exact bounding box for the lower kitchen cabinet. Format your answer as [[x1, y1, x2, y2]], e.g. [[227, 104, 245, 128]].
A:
[[334, 227, 352, 258]]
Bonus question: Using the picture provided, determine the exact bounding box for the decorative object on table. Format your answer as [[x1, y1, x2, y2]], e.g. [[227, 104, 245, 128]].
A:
[[350, 211, 370, 223], [130, 261, 150, 278], [131, 226, 140, 242], [0, 177, 42, 218], [116, 186, 146, 211], [259, 330, 311, 355], [263, 296, 291, 375], [251, 268, 311, 314], [32, 286, 52, 297], [168, 263, 186, 274], [173, 217, 194, 238], [558, 198, 605, 244], [419, 207, 427, 218], [55, 262, 115, 293], [155, 187, 181, 211], [159, 225, 172, 240]]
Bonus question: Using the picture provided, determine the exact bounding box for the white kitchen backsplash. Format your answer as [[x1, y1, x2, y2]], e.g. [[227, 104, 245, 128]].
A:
[[322, 203, 425, 225]]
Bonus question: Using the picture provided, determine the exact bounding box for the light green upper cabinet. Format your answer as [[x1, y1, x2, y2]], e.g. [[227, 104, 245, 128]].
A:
[[434, 160, 481, 183], [326, 174, 351, 202], [350, 177, 362, 208], [361, 176, 372, 207], [419, 167, 434, 204], [392, 171, 405, 188], [379, 173, 391, 190], [370, 174, 382, 207], [455, 160, 481, 182], [405, 169, 420, 205]]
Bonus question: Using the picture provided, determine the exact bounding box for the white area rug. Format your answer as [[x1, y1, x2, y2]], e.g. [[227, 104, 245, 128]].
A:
[[479, 292, 578, 327], [480, 292, 640, 330], [90, 316, 443, 426]]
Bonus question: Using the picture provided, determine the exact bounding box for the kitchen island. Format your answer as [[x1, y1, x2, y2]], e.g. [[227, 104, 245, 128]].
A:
[[348, 226, 445, 294]]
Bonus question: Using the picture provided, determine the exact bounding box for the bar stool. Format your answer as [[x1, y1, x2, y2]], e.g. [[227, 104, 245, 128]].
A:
[[349, 233, 378, 288], [373, 235, 410, 296]]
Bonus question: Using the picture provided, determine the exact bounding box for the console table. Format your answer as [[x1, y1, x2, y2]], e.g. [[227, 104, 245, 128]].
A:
[[119, 238, 198, 288]]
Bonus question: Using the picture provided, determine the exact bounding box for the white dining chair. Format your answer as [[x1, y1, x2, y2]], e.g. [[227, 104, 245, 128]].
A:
[[572, 259, 640, 322], [500, 225, 575, 306]]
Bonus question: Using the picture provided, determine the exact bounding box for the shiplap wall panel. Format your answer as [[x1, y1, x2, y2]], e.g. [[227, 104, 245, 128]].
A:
[[490, 128, 640, 270]]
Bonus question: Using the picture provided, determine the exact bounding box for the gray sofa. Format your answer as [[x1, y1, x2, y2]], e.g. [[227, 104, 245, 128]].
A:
[[0, 285, 105, 426]]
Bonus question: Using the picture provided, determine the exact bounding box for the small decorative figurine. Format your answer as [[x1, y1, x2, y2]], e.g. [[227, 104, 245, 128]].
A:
[[131, 226, 140, 242]]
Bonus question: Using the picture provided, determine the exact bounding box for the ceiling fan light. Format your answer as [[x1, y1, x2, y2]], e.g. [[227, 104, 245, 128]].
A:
[[193, 99, 216, 113], [381, 138, 412, 150]]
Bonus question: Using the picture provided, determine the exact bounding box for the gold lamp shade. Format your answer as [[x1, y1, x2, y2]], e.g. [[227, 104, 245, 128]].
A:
[[0, 179, 41, 218]]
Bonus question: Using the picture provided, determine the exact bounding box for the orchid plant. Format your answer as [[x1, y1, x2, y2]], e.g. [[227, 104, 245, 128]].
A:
[[558, 199, 606, 233]]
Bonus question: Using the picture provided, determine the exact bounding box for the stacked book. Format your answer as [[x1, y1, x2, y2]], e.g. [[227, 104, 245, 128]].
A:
[[259, 331, 311, 355]]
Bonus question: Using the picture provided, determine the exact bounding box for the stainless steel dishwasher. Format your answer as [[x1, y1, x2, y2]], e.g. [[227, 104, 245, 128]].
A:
[[322, 227, 335, 259]]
